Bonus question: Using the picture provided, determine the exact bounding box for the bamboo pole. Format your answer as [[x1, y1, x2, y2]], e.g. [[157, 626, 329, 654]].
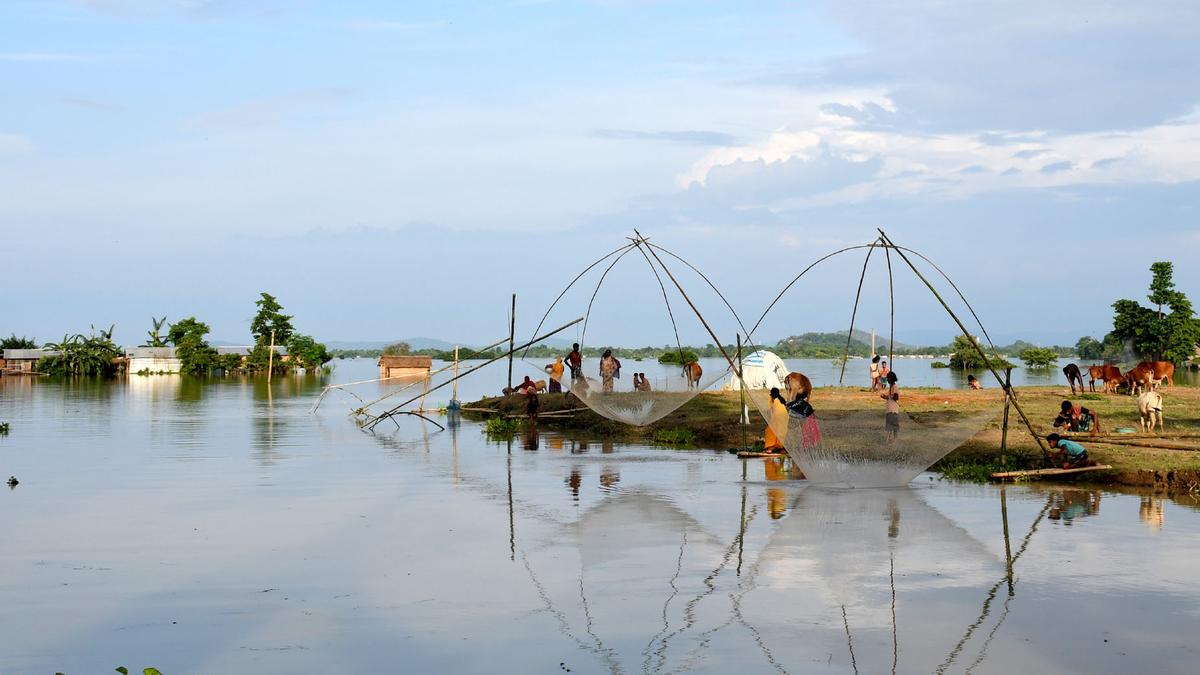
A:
[[508, 294, 516, 392], [877, 229, 1050, 456], [452, 346, 459, 402], [367, 317, 584, 429], [267, 329, 275, 382], [1000, 367, 1013, 464], [635, 230, 742, 379], [737, 334, 748, 450], [839, 239, 879, 384]]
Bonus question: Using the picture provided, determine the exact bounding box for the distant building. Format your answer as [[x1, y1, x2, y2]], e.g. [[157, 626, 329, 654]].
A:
[[1, 348, 59, 374], [127, 347, 181, 374], [379, 354, 432, 379], [215, 345, 287, 358]]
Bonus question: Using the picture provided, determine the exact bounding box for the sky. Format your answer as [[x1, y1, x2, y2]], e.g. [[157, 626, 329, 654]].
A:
[[3, 0, 1199, 348]]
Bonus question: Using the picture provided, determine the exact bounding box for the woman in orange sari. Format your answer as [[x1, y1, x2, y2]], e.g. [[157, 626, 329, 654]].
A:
[[764, 387, 788, 452]]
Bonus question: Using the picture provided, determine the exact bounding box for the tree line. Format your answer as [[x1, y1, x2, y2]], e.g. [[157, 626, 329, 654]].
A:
[[1, 293, 331, 377]]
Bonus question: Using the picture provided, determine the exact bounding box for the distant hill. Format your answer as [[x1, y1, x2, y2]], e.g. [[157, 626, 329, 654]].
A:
[[325, 336, 457, 350], [775, 330, 912, 351]]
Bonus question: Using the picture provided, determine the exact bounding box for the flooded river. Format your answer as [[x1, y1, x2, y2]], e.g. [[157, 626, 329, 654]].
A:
[[3, 360, 1199, 674]]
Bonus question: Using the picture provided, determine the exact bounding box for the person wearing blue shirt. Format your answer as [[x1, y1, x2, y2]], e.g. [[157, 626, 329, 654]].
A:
[[1046, 433, 1094, 469]]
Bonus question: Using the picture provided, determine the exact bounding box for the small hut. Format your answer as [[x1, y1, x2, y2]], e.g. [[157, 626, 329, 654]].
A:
[[1, 348, 59, 374], [127, 347, 182, 374], [379, 354, 432, 380]]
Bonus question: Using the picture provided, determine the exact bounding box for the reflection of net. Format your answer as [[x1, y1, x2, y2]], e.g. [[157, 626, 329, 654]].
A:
[[569, 365, 730, 426], [746, 389, 1002, 487]]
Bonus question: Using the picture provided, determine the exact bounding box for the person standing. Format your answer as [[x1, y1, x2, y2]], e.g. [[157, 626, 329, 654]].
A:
[[764, 387, 789, 452], [545, 357, 565, 393], [566, 344, 583, 382], [599, 349, 619, 393], [869, 355, 881, 391], [880, 370, 900, 443]]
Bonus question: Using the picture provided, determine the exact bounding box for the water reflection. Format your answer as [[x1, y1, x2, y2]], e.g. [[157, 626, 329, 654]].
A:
[[1140, 495, 1165, 533], [1047, 489, 1102, 525]]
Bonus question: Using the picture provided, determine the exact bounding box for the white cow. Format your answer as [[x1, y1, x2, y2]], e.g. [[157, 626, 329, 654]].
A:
[[1137, 391, 1164, 433]]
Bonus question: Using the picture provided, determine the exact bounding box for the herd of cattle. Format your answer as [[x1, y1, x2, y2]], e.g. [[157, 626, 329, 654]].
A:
[[1061, 361, 1175, 396]]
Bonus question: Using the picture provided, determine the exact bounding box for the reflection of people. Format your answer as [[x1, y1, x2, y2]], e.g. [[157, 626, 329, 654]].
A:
[[870, 355, 881, 391], [967, 374, 983, 390], [764, 458, 788, 519], [764, 387, 788, 452], [881, 371, 900, 443], [1054, 400, 1100, 435], [1048, 489, 1101, 523], [599, 349, 620, 393], [1045, 433, 1096, 468], [545, 357, 565, 393], [1139, 495, 1164, 533], [565, 468, 582, 499]]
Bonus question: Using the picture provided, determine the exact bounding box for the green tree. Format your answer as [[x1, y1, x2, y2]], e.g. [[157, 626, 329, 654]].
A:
[[250, 293, 294, 346], [382, 342, 411, 356], [658, 349, 699, 365], [168, 317, 218, 375], [949, 334, 1012, 370], [143, 316, 169, 347], [287, 334, 332, 371], [1106, 262, 1200, 363], [38, 325, 122, 376], [1, 334, 38, 349], [1019, 346, 1058, 369], [1075, 336, 1103, 360]]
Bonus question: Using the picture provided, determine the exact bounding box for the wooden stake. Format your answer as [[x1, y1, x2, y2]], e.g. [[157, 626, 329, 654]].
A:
[[267, 329, 275, 382], [1000, 367, 1012, 464], [877, 229, 1050, 456], [508, 294, 516, 391], [737, 334, 748, 450], [452, 345, 459, 402]]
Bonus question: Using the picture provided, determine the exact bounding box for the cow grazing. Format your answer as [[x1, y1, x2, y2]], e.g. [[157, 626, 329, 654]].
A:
[[682, 361, 703, 389], [1137, 391, 1164, 433], [783, 371, 812, 402], [1126, 361, 1175, 396], [1063, 363, 1085, 395], [1088, 364, 1122, 394]]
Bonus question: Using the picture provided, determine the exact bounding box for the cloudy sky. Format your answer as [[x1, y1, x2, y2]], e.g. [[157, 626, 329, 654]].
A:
[[3, 0, 1198, 347]]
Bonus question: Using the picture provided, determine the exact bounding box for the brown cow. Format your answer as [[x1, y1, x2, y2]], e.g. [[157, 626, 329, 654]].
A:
[[1125, 361, 1175, 396], [682, 361, 703, 389], [783, 371, 812, 402], [1063, 363, 1085, 395], [1087, 364, 1122, 394]]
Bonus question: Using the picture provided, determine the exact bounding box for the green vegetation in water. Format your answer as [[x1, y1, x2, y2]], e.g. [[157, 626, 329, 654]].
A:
[[115, 668, 163, 675], [948, 335, 1014, 370], [0, 422, 9, 435], [930, 361, 949, 368], [652, 427, 696, 445], [484, 416, 522, 437], [658, 350, 699, 365], [1019, 346, 1059, 369], [937, 457, 1035, 483], [38, 325, 123, 377]]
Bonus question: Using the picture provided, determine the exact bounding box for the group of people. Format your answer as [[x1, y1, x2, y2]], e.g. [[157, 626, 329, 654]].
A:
[[763, 386, 820, 452], [541, 344, 654, 394]]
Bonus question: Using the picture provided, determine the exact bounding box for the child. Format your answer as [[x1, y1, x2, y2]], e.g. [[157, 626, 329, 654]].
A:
[[967, 374, 983, 390], [1053, 400, 1100, 435], [869, 355, 881, 391], [1046, 433, 1095, 469], [880, 371, 900, 443]]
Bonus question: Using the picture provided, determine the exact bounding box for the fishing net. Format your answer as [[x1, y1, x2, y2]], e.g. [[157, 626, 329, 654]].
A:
[[745, 389, 1004, 487], [519, 235, 748, 428], [566, 363, 730, 426]]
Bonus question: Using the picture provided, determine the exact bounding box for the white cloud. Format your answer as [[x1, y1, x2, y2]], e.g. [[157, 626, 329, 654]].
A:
[[680, 100, 1200, 207], [0, 51, 106, 63]]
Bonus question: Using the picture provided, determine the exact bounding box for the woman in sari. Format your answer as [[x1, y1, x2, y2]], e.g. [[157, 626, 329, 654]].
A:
[[764, 387, 789, 452]]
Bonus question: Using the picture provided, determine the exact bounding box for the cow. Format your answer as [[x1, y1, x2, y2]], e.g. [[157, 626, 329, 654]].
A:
[[1063, 363, 1085, 395], [1125, 361, 1175, 396], [783, 371, 813, 403], [1137, 390, 1164, 433], [1088, 364, 1122, 394], [681, 361, 703, 389]]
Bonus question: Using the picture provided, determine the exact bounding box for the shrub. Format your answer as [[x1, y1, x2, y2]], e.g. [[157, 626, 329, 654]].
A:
[[484, 416, 522, 437], [652, 427, 696, 445]]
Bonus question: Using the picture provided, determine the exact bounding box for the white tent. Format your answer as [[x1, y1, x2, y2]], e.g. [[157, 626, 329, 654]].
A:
[[725, 349, 789, 391]]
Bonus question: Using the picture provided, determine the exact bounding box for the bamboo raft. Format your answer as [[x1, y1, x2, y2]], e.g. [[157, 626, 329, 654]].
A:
[[989, 464, 1113, 479], [736, 451, 787, 458]]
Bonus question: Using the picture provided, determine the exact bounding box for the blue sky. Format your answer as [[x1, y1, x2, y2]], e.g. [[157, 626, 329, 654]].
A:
[[3, 1, 1199, 347]]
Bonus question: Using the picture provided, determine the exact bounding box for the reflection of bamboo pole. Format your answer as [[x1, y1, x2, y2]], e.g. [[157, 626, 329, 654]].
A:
[[877, 229, 1049, 456], [1000, 486, 1013, 596]]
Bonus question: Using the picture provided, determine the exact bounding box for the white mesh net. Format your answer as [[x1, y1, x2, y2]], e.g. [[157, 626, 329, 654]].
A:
[[567, 362, 730, 426], [746, 386, 1003, 487]]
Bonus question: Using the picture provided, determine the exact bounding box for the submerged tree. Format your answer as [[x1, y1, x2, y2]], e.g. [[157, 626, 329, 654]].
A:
[[168, 317, 218, 375], [287, 334, 332, 372], [1105, 262, 1200, 363], [1019, 346, 1058, 369], [37, 325, 122, 376], [948, 334, 1012, 370], [143, 316, 169, 347], [1075, 336, 1103, 360], [250, 293, 294, 346]]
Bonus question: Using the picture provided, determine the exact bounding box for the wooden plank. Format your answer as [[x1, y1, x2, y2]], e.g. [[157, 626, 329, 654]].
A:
[[989, 464, 1112, 479], [737, 451, 787, 458]]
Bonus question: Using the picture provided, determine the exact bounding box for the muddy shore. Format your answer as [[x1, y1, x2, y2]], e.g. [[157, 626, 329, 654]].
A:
[[463, 384, 1200, 489]]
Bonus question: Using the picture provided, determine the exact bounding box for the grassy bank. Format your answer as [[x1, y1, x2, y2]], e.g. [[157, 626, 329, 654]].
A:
[[463, 384, 1200, 489]]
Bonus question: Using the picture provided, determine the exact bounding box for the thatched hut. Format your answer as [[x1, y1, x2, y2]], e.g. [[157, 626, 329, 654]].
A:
[[378, 354, 432, 379]]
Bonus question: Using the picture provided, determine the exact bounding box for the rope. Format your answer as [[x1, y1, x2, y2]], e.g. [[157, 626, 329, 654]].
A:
[[633, 239, 687, 365], [885, 242, 895, 363], [839, 239, 880, 384]]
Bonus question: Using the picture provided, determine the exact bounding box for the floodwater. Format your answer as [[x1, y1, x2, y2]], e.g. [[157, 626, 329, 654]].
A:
[[3, 360, 1199, 674]]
